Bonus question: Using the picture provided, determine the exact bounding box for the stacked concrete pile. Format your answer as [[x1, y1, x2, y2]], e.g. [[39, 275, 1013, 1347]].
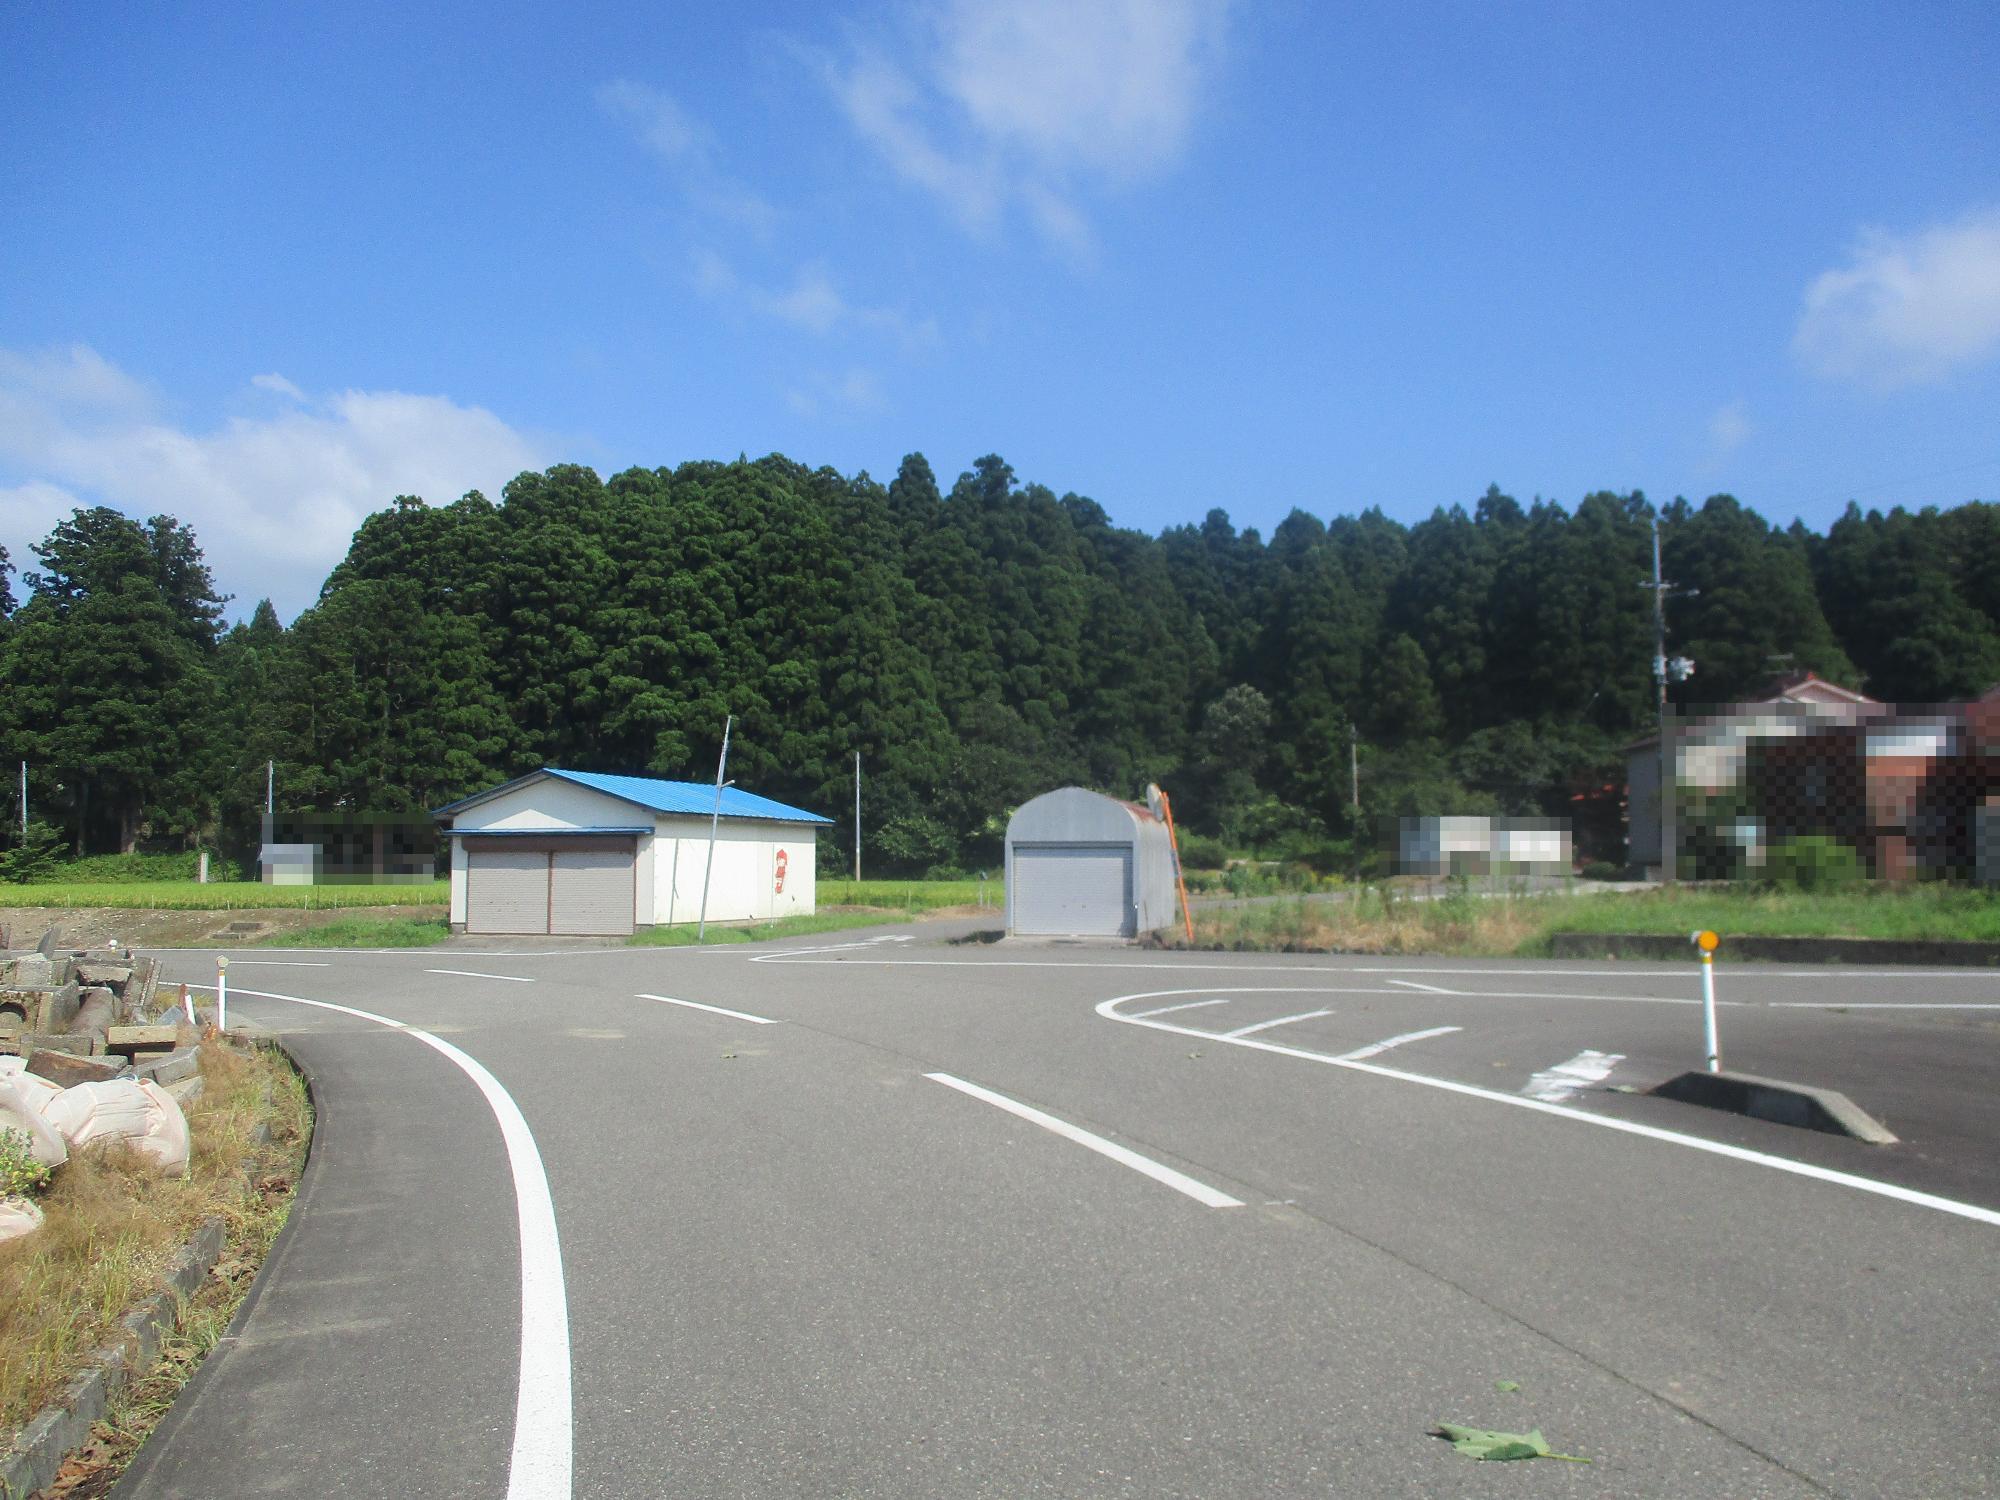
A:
[[0, 933, 200, 1244]]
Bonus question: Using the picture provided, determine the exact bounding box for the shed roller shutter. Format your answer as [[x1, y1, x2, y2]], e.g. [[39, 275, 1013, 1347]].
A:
[[1013, 845, 1132, 936], [468, 849, 551, 935], [550, 848, 635, 935]]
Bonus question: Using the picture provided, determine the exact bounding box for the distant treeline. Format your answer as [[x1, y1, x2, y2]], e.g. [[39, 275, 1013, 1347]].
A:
[[2, 453, 1996, 871]]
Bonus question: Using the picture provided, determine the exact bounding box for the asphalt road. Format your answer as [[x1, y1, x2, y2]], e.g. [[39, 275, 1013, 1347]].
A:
[[114, 928, 1999, 1499]]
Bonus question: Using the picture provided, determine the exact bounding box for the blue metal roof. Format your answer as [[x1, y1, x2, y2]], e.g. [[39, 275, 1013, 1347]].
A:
[[433, 768, 832, 825], [548, 769, 832, 824]]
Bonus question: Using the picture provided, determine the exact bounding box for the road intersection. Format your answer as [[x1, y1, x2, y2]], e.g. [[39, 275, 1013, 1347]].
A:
[[115, 929, 1998, 1497]]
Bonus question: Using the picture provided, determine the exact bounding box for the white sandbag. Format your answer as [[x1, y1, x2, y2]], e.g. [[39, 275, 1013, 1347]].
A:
[[0, 1194, 43, 1245], [0, 1062, 67, 1168], [45, 1077, 190, 1175]]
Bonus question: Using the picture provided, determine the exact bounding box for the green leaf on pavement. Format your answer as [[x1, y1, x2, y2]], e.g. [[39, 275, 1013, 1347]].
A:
[[1493, 1380, 1520, 1393], [1433, 1423, 1589, 1462]]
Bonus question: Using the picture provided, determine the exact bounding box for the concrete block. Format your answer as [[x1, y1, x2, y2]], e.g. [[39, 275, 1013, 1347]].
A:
[[74, 962, 134, 988], [130, 1047, 202, 1088], [8, 953, 54, 987], [36, 926, 61, 957], [6, 981, 81, 1034], [129, 954, 160, 1018], [26, 1047, 126, 1088], [21, 1030, 99, 1057], [106, 1024, 180, 1059], [1651, 1069, 1898, 1144]]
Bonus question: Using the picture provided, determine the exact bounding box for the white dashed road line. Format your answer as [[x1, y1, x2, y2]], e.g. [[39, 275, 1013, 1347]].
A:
[[1386, 979, 1460, 995], [925, 1072, 1244, 1209], [1523, 1049, 1625, 1102], [225, 960, 332, 967], [1337, 1025, 1463, 1061], [1131, 998, 1231, 1018], [426, 968, 536, 983], [1224, 1009, 1334, 1038], [636, 993, 782, 1025], [1097, 987, 2000, 1230]]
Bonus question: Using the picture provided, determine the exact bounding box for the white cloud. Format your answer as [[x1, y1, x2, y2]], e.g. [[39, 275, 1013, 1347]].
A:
[[597, 79, 779, 234], [821, 0, 1229, 252], [0, 346, 547, 618], [1794, 208, 2000, 388], [251, 372, 306, 400]]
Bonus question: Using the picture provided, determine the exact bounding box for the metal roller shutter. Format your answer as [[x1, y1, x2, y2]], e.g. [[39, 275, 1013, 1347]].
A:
[[1013, 844, 1133, 936], [550, 848, 635, 935], [468, 848, 551, 935]]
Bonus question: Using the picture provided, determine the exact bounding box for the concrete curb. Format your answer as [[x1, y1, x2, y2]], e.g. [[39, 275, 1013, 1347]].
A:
[[0, 1038, 305, 1500], [1651, 1069, 1899, 1144], [1549, 932, 2000, 965]]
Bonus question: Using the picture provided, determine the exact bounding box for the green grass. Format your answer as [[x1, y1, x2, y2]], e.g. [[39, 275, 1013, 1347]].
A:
[[1178, 881, 2000, 958], [627, 910, 920, 946], [0, 879, 451, 910], [253, 914, 452, 947], [1531, 883, 2000, 945], [824, 878, 996, 911]]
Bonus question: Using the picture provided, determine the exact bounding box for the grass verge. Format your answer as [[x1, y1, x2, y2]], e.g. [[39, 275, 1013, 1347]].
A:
[[824, 879, 996, 912], [1170, 883, 2000, 957], [0, 880, 452, 911], [253, 913, 451, 948], [627, 909, 924, 946], [0, 1041, 311, 1450]]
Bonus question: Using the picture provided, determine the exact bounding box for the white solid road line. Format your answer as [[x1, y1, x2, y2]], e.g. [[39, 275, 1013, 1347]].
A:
[[1224, 1009, 1335, 1038], [1523, 1049, 1625, 1103], [1131, 998, 1231, 1018], [1768, 1001, 2000, 1010], [1386, 979, 1460, 995], [191, 983, 571, 1499], [636, 993, 782, 1025], [925, 1072, 1244, 1209], [1097, 986, 2000, 1230], [225, 960, 332, 967], [1337, 1025, 1463, 1061], [426, 968, 536, 983]]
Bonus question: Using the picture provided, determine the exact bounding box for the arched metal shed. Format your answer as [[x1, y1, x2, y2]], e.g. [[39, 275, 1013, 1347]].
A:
[[1005, 787, 1178, 938]]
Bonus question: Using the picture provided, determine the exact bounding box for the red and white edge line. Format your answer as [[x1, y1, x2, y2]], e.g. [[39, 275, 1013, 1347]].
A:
[[196, 983, 572, 1499], [1097, 987, 2000, 1230]]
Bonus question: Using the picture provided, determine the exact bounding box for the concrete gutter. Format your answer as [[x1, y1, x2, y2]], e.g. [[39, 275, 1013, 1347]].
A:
[[0, 1036, 310, 1500], [1550, 932, 2000, 966], [1651, 1069, 1899, 1145]]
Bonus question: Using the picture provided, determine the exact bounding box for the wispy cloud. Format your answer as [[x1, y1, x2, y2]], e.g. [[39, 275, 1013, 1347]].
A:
[[1707, 399, 1752, 459], [819, 0, 1230, 255], [784, 367, 888, 421], [597, 79, 779, 234], [1794, 208, 2000, 389], [694, 253, 939, 351], [0, 345, 547, 617]]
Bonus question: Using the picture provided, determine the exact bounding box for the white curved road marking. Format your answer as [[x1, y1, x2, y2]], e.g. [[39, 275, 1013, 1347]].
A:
[[1224, 1008, 1334, 1038], [1098, 986, 2000, 1230], [427, 968, 537, 983], [203, 983, 572, 1499]]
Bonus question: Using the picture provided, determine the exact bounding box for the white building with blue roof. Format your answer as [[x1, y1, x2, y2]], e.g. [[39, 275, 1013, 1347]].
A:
[[433, 767, 834, 936]]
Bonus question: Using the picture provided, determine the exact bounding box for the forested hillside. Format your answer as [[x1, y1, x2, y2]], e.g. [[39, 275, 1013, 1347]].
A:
[[3, 453, 1998, 872]]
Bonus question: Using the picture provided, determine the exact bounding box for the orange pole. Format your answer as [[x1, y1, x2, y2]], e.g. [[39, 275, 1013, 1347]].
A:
[[1157, 787, 1196, 945]]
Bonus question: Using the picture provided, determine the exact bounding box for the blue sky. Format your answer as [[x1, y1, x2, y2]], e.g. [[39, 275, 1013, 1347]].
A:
[[4, 1, 1998, 619]]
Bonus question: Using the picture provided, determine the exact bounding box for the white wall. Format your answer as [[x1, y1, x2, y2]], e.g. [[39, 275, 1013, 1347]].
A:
[[651, 817, 818, 925]]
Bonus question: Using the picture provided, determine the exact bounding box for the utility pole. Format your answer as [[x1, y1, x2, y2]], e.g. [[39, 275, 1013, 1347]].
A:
[[1643, 516, 1697, 884], [696, 715, 733, 943], [267, 760, 275, 815], [853, 750, 861, 884], [1349, 724, 1360, 812], [18, 761, 25, 839]]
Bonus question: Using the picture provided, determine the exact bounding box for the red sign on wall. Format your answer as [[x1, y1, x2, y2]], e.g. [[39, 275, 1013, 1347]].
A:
[[774, 848, 789, 893]]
